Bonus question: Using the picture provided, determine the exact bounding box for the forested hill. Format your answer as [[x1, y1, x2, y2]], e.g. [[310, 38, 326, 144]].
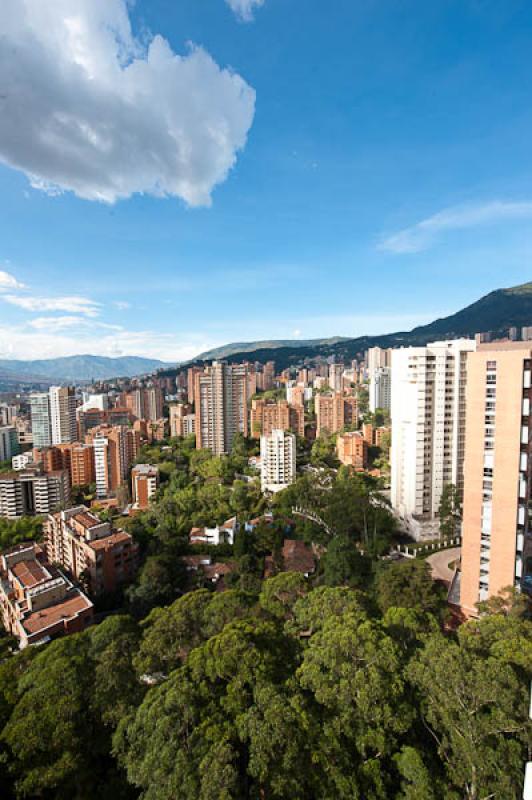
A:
[[178, 281, 532, 371]]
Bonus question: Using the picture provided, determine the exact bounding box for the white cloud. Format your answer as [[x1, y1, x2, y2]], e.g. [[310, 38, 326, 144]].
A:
[[2, 294, 101, 317], [0, 0, 256, 206], [28, 316, 121, 331], [112, 300, 131, 310], [379, 201, 532, 254], [225, 0, 265, 22], [0, 323, 219, 363], [0, 270, 25, 291]]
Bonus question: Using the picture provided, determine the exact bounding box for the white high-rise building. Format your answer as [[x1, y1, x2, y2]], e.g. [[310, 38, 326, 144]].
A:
[[367, 347, 392, 378], [390, 339, 476, 539], [260, 429, 296, 493], [369, 366, 391, 412], [0, 405, 17, 426], [328, 364, 344, 392], [50, 386, 77, 445], [30, 393, 52, 448]]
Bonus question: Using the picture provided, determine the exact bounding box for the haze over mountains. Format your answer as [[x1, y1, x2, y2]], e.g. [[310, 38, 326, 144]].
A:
[[2, 281, 532, 385], [0, 355, 170, 386]]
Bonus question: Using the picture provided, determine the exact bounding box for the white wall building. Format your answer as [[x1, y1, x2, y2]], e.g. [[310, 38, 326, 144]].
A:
[[369, 366, 391, 412], [0, 405, 17, 426], [30, 392, 52, 448], [50, 386, 77, 445], [390, 339, 476, 539], [260, 429, 296, 493], [0, 426, 19, 463], [12, 453, 33, 471]]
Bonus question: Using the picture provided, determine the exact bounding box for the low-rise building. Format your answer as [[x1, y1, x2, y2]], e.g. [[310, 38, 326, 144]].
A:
[[45, 506, 139, 595], [189, 516, 238, 546], [0, 542, 93, 648], [131, 464, 159, 509], [336, 431, 368, 470]]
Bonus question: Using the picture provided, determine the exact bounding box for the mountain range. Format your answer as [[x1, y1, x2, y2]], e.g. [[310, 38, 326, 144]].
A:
[[183, 280, 532, 370], [2, 281, 532, 386], [0, 355, 171, 387]]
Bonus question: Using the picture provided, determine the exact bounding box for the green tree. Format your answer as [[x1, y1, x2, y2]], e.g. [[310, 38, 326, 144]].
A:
[[408, 624, 532, 800], [438, 482, 462, 540], [375, 559, 445, 617], [322, 534, 372, 588], [259, 572, 309, 619], [2, 635, 130, 799]]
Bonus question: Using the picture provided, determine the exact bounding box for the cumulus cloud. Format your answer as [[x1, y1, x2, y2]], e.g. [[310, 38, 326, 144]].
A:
[[0, 270, 25, 291], [0, 0, 256, 206], [379, 201, 532, 254], [225, 0, 265, 22], [2, 294, 101, 317]]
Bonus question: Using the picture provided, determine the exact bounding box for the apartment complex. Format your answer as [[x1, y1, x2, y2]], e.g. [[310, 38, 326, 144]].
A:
[[131, 464, 159, 509], [169, 402, 196, 438], [460, 343, 532, 615], [87, 425, 140, 498], [260, 429, 296, 493], [45, 506, 139, 595], [50, 386, 76, 444], [390, 339, 476, 539], [336, 431, 368, 470], [123, 387, 164, 421], [0, 465, 70, 518], [367, 346, 392, 375], [369, 367, 391, 412], [194, 362, 249, 455], [0, 542, 93, 648], [33, 443, 95, 487], [0, 425, 19, 462], [315, 392, 358, 436], [250, 398, 304, 439], [30, 392, 52, 448], [30, 387, 76, 448], [77, 407, 134, 438], [0, 404, 16, 426], [328, 363, 344, 392]]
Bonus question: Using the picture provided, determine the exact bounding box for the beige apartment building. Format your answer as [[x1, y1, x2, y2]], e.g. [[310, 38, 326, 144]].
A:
[[460, 343, 532, 615], [169, 402, 196, 438], [86, 425, 140, 498], [336, 431, 367, 470], [45, 506, 139, 596], [250, 398, 304, 439], [131, 464, 159, 509], [194, 362, 249, 455], [315, 392, 358, 437], [0, 542, 93, 648]]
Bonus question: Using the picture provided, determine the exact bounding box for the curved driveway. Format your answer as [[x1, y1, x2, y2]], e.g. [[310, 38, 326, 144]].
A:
[[426, 547, 461, 584]]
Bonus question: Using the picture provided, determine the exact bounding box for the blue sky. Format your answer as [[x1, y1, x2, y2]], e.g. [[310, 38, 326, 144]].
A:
[[1, 0, 532, 362]]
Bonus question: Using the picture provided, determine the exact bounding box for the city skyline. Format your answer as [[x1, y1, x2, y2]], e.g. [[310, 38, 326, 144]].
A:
[[2, 1, 532, 361]]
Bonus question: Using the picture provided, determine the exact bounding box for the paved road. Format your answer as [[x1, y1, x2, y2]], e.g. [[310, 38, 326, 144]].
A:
[[426, 547, 461, 584]]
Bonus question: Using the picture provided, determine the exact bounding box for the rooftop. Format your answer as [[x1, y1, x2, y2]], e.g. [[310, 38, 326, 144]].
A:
[[22, 591, 93, 636], [11, 559, 49, 589], [72, 510, 101, 530]]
